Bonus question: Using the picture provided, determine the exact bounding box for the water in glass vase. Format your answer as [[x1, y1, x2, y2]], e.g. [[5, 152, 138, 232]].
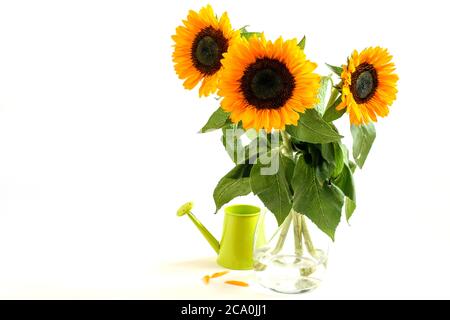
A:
[[253, 211, 329, 294], [254, 249, 327, 293]]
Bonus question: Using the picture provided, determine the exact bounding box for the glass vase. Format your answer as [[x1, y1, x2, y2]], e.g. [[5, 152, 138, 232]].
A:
[[253, 210, 330, 294]]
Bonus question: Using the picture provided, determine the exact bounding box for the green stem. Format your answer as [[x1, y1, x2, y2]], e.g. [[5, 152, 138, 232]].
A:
[[327, 87, 340, 109], [301, 215, 317, 257], [293, 212, 303, 256], [272, 212, 293, 255]]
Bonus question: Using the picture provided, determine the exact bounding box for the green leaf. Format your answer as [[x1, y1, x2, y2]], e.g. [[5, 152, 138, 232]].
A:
[[325, 63, 343, 76], [200, 108, 230, 133], [315, 77, 332, 116], [286, 109, 342, 144], [222, 129, 282, 164], [333, 164, 355, 201], [349, 161, 357, 173], [282, 153, 295, 185], [351, 123, 376, 168], [311, 144, 332, 185], [298, 36, 306, 50], [239, 25, 250, 32], [320, 142, 345, 179], [240, 26, 262, 40], [339, 143, 357, 171], [345, 197, 356, 221], [292, 156, 344, 240], [244, 131, 281, 164], [334, 143, 345, 177], [292, 141, 343, 184], [241, 32, 262, 39], [250, 153, 294, 225], [213, 164, 252, 212], [221, 125, 245, 163], [323, 96, 346, 122]]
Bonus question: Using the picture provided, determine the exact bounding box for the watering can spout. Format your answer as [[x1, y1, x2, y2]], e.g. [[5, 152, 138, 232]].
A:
[[177, 202, 220, 254]]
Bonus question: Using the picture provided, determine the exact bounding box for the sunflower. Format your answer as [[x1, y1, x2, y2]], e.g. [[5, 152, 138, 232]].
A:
[[218, 35, 320, 131], [172, 5, 240, 97], [337, 47, 399, 125]]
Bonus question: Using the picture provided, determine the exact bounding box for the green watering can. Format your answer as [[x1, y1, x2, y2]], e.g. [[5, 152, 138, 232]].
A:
[[177, 202, 262, 270]]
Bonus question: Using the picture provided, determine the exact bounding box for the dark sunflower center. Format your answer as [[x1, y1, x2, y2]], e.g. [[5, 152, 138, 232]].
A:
[[195, 36, 219, 66], [240, 58, 295, 109], [191, 27, 228, 75], [350, 63, 378, 103], [251, 69, 283, 100]]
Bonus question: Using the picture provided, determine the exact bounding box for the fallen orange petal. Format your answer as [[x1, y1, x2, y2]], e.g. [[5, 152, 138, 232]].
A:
[[225, 280, 249, 287], [211, 271, 229, 279], [202, 275, 210, 285]]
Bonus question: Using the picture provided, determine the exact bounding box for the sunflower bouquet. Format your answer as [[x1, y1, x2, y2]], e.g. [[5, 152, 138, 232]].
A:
[[172, 5, 398, 242]]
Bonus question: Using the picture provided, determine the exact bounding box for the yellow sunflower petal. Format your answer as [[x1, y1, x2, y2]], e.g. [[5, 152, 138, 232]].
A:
[[218, 36, 320, 131], [172, 6, 240, 97], [339, 47, 398, 125]]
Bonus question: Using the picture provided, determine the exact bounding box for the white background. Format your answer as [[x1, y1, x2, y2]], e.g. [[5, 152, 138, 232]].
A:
[[0, 0, 449, 299]]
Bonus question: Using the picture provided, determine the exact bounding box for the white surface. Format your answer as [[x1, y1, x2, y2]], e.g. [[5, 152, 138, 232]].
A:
[[0, 0, 449, 299]]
